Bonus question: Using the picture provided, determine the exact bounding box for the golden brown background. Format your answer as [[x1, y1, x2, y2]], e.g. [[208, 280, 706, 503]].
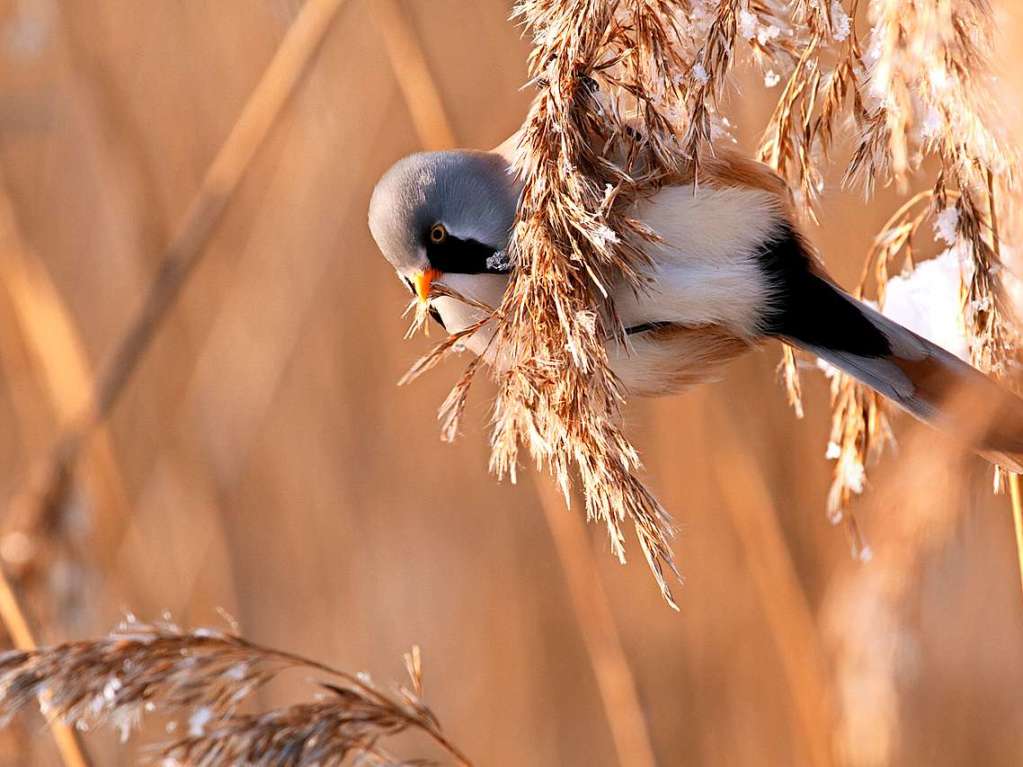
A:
[[1, 1, 1023, 765]]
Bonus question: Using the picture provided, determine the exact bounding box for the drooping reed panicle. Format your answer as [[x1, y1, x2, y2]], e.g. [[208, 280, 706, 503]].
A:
[[0, 618, 470, 766]]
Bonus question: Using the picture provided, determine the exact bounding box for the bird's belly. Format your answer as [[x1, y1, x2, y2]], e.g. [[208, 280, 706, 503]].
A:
[[431, 271, 752, 396], [607, 325, 752, 397]]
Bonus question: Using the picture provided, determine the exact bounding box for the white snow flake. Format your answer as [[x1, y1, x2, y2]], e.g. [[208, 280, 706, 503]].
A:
[[486, 251, 511, 271], [882, 248, 969, 361], [189, 706, 214, 738], [831, 1, 851, 42], [738, 9, 758, 40], [933, 205, 960, 246]]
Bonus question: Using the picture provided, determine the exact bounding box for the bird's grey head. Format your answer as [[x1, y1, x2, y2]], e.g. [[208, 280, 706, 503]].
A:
[[368, 150, 519, 301]]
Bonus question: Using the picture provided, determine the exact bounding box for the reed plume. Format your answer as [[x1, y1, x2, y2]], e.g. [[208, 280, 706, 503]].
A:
[[0, 618, 469, 766], [477, 0, 806, 607]]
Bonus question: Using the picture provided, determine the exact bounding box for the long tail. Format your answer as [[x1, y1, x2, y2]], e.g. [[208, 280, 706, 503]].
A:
[[774, 274, 1023, 472]]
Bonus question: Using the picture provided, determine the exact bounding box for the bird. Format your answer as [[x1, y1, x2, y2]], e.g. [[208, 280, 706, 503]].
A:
[[368, 139, 1023, 470]]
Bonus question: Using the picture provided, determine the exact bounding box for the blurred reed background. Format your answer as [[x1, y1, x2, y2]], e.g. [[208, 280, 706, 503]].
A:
[[1, 0, 1023, 765]]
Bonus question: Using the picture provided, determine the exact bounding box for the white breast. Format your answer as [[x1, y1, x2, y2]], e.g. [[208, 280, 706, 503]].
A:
[[614, 183, 787, 338]]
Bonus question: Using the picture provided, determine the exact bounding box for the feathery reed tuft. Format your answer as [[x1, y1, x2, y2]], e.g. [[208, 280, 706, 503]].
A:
[[482, 0, 799, 607], [0, 618, 470, 766]]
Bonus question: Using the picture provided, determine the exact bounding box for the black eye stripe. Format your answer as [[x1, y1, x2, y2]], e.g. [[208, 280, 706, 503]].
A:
[[425, 232, 509, 275]]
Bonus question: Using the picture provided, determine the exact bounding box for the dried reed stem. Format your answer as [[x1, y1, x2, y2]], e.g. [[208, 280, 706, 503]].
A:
[[0, 175, 130, 572], [0, 174, 103, 767], [370, 0, 456, 151], [1010, 475, 1023, 598], [712, 403, 834, 767], [0, 6, 348, 749], [9, 0, 349, 539], [0, 563, 90, 767], [823, 416, 981, 766], [983, 161, 1023, 598], [532, 473, 658, 767]]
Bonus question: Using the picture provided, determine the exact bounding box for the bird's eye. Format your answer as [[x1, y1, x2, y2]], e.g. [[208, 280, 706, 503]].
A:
[[429, 223, 447, 244]]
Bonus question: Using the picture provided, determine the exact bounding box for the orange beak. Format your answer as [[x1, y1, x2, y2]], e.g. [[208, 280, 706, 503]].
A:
[[414, 267, 442, 304]]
